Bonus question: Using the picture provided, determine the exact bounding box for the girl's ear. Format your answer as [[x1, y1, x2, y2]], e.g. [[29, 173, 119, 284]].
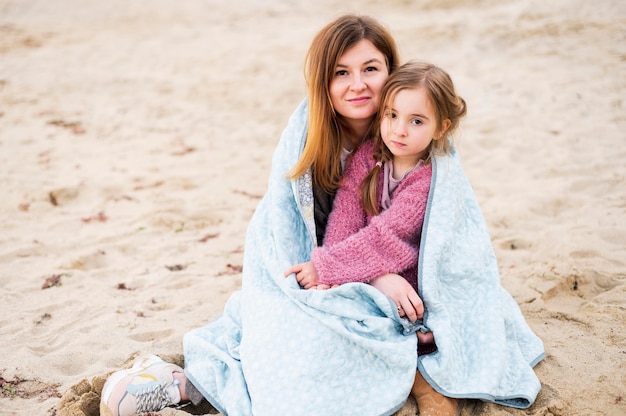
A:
[[437, 119, 451, 139]]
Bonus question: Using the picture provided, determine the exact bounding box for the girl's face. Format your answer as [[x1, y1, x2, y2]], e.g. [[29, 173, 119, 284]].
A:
[[381, 87, 443, 167], [329, 39, 389, 132]]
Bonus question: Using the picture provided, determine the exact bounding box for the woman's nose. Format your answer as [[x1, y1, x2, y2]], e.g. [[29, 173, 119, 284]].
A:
[[350, 74, 366, 91]]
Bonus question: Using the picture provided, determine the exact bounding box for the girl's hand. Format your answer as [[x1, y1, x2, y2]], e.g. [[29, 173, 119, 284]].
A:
[[284, 262, 320, 290], [369, 273, 424, 322]]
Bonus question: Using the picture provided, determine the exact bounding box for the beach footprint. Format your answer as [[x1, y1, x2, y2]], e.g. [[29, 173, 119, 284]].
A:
[[58, 249, 108, 271], [541, 269, 623, 309], [48, 185, 82, 206], [498, 237, 532, 251]]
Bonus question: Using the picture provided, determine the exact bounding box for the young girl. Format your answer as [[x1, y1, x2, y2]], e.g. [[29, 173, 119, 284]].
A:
[[286, 60, 465, 296], [284, 60, 467, 416], [286, 62, 545, 416]]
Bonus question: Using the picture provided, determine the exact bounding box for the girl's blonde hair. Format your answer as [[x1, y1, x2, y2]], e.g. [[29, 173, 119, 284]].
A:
[[288, 14, 400, 193], [361, 61, 467, 214]]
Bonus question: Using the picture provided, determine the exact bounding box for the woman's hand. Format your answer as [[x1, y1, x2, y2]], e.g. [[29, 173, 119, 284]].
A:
[[284, 261, 320, 290], [369, 273, 424, 322]]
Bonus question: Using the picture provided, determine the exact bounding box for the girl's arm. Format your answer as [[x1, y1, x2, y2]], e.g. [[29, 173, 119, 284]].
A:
[[311, 164, 432, 286], [283, 143, 371, 289]]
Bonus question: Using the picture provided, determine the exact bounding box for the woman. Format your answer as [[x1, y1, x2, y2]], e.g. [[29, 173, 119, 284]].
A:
[[101, 14, 429, 416], [101, 14, 544, 416]]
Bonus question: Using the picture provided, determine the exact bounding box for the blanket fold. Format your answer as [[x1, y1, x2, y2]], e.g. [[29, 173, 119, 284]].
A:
[[417, 148, 545, 408], [183, 99, 544, 415]]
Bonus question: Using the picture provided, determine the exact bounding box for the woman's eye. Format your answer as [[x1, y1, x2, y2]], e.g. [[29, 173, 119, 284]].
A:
[[365, 66, 378, 72], [335, 70, 348, 76]]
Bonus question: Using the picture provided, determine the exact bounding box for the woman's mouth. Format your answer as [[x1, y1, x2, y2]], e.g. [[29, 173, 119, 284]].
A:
[[348, 96, 370, 105]]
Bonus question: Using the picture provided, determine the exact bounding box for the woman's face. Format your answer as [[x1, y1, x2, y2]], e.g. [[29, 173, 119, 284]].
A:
[[329, 39, 389, 131]]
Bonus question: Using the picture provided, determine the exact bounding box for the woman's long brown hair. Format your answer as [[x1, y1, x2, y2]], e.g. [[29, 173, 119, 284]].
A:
[[288, 15, 400, 193]]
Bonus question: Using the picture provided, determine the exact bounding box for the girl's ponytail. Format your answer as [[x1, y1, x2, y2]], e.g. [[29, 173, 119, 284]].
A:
[[360, 160, 383, 215]]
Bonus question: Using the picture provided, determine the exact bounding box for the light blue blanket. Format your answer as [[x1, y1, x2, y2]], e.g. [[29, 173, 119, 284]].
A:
[[183, 99, 544, 415]]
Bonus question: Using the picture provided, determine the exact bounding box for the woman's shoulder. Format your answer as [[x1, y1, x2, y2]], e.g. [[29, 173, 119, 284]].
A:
[[355, 139, 375, 155], [342, 140, 375, 181], [351, 140, 376, 165], [345, 140, 375, 172]]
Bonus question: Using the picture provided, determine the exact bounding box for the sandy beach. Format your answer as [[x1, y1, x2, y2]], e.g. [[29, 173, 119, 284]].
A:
[[1, 0, 625, 415]]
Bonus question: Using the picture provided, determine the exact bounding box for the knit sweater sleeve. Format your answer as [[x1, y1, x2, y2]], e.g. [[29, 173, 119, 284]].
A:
[[312, 160, 432, 286], [320, 143, 372, 247]]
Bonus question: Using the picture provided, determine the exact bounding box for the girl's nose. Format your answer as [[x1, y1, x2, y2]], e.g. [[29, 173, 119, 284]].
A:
[[394, 122, 407, 136]]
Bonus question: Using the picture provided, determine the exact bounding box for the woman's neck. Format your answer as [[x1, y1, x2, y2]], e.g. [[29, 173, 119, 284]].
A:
[[341, 118, 373, 151]]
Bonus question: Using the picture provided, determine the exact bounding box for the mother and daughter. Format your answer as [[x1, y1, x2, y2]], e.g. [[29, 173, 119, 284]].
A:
[[100, 14, 544, 416]]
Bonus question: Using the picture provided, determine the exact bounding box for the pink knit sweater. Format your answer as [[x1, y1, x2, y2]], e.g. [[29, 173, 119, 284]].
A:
[[311, 140, 432, 291]]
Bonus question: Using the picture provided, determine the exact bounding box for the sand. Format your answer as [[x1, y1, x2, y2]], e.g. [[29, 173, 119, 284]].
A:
[[0, 0, 624, 415]]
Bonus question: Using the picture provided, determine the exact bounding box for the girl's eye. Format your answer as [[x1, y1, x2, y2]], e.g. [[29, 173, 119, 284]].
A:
[[411, 118, 423, 125], [383, 108, 396, 119]]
